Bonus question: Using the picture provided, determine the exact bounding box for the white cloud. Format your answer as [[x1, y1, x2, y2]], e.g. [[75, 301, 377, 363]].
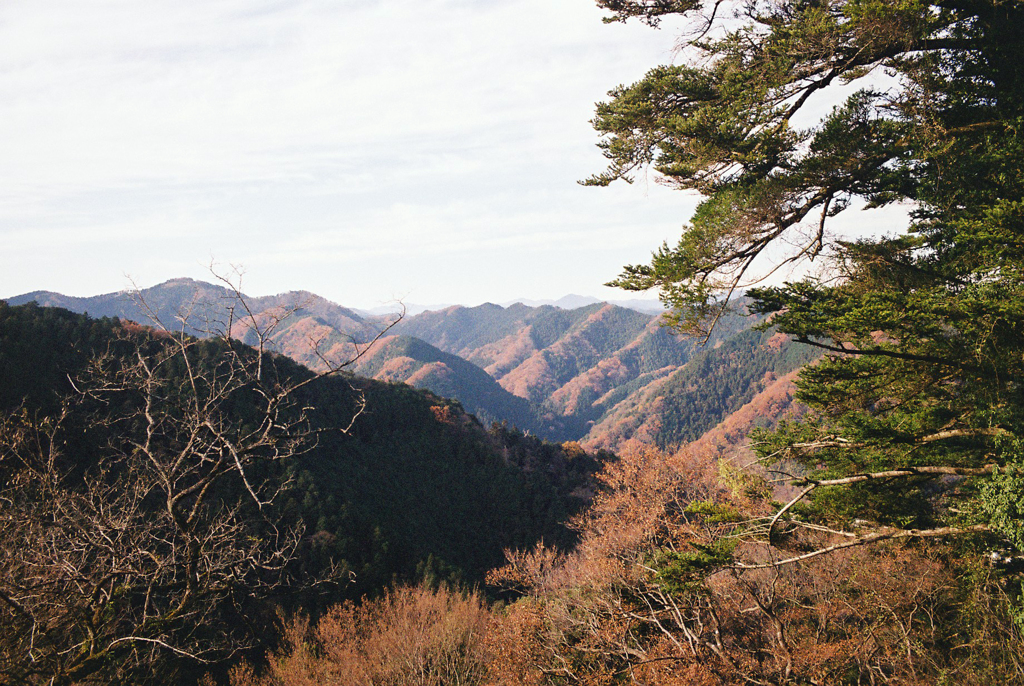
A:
[[4, 0, 839, 307]]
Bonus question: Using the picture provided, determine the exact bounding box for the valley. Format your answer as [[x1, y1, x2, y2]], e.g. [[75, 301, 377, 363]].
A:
[[9, 278, 820, 452]]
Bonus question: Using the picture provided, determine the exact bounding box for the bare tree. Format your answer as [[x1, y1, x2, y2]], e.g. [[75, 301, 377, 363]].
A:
[[0, 275, 399, 685]]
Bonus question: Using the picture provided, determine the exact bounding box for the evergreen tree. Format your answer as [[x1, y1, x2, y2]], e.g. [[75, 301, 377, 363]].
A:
[[591, 1, 1024, 560]]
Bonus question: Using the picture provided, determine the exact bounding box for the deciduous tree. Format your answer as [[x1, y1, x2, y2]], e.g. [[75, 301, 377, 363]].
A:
[[0, 279, 396, 685]]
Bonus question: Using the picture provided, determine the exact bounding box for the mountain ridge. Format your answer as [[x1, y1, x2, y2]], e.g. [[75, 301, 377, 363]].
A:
[[7, 279, 818, 449]]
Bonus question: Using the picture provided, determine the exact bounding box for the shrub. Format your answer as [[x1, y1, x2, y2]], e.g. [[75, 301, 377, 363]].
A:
[[230, 585, 490, 686]]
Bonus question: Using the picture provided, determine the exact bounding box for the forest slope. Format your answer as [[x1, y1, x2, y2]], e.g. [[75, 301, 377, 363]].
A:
[[9, 281, 818, 449], [0, 301, 604, 596]]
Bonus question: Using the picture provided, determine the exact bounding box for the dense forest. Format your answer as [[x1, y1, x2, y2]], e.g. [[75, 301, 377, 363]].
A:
[[4, 0, 1024, 684], [0, 302, 607, 684]]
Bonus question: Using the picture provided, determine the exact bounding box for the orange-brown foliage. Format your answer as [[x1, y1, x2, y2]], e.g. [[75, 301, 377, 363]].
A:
[[120, 320, 172, 339], [230, 586, 490, 686], [686, 369, 802, 462], [476, 328, 538, 379], [481, 599, 546, 686], [481, 440, 1011, 685], [429, 404, 458, 425], [228, 442, 1022, 686]]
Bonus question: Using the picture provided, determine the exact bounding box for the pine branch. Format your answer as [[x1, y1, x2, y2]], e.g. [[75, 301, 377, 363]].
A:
[[735, 525, 992, 569]]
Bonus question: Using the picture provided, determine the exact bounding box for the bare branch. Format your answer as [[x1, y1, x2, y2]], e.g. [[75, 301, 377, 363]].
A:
[[0, 269, 393, 683], [799, 464, 997, 487], [733, 525, 992, 569], [106, 636, 211, 663]]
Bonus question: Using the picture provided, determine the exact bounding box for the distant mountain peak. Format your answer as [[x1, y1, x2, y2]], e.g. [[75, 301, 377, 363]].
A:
[[500, 295, 664, 314], [159, 277, 205, 286]]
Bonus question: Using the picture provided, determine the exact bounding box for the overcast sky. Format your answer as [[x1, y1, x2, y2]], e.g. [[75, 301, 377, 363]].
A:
[[0, 0, 905, 308]]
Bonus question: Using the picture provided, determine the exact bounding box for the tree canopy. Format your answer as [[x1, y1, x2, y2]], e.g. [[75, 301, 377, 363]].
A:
[[592, 0, 1024, 570]]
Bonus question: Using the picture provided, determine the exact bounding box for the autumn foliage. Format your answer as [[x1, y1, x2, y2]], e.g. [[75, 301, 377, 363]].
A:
[[229, 586, 490, 686], [226, 437, 1023, 685], [482, 443, 1024, 685]]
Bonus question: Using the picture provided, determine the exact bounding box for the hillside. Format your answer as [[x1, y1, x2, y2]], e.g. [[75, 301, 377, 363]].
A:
[[0, 300, 619, 683], [390, 297, 812, 448], [8, 280, 818, 450], [582, 327, 822, 451], [9, 278, 379, 344], [345, 334, 584, 438], [0, 301, 605, 592]]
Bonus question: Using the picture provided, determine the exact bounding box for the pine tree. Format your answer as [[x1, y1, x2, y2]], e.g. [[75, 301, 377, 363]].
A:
[[590, 0, 1024, 560]]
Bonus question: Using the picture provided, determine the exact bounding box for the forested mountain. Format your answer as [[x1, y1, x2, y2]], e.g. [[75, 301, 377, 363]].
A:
[[0, 301, 600, 587], [393, 301, 687, 405], [584, 328, 822, 450], [0, 297, 825, 685], [345, 334, 570, 437], [499, 294, 665, 312], [10, 278, 377, 342], [0, 301, 607, 684], [9, 281, 815, 450]]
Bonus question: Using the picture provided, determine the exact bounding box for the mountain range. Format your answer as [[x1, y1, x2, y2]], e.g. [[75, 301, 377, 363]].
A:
[[7, 278, 819, 451], [352, 294, 665, 317]]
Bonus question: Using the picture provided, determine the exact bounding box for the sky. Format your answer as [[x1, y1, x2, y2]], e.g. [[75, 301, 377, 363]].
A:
[[0, 0, 907, 309]]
